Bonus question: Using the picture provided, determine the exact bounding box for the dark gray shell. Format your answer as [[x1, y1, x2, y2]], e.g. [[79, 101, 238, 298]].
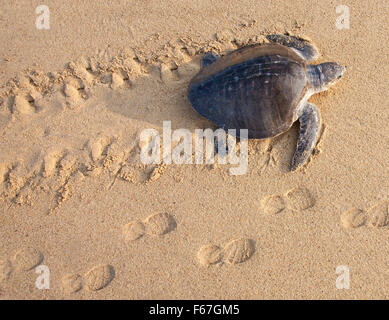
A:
[[188, 44, 309, 139]]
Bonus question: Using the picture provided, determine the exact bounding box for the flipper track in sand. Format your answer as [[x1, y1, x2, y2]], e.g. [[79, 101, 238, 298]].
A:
[[0, 28, 285, 209]]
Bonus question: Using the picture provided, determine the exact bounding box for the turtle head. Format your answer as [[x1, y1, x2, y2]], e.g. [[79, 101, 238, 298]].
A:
[[308, 62, 346, 92]]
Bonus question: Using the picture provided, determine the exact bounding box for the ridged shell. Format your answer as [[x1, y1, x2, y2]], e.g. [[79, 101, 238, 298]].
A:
[[188, 44, 308, 139]]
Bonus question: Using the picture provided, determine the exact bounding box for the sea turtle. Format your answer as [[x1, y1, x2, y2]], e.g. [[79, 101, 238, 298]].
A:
[[188, 34, 345, 171]]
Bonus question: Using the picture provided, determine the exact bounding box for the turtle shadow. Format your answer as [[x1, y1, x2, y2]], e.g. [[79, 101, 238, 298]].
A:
[[101, 57, 215, 132], [99, 55, 301, 174]]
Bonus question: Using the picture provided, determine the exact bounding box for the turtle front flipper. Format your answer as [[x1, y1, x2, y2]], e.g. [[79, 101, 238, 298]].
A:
[[201, 52, 220, 67], [291, 102, 321, 171], [266, 34, 319, 62]]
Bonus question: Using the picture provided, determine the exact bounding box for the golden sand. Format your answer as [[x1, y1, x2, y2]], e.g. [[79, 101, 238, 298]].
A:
[[0, 1, 388, 299]]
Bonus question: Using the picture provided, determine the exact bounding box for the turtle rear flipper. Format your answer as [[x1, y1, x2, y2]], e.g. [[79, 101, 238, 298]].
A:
[[201, 52, 220, 67], [291, 103, 321, 171], [266, 34, 319, 62]]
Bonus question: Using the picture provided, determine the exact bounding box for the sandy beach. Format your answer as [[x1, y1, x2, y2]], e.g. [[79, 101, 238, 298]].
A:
[[0, 0, 388, 299]]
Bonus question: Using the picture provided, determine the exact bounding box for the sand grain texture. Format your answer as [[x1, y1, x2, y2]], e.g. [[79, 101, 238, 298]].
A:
[[0, 0, 388, 299]]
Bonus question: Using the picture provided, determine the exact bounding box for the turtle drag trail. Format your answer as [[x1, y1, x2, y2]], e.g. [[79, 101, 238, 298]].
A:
[[0, 0, 388, 299]]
